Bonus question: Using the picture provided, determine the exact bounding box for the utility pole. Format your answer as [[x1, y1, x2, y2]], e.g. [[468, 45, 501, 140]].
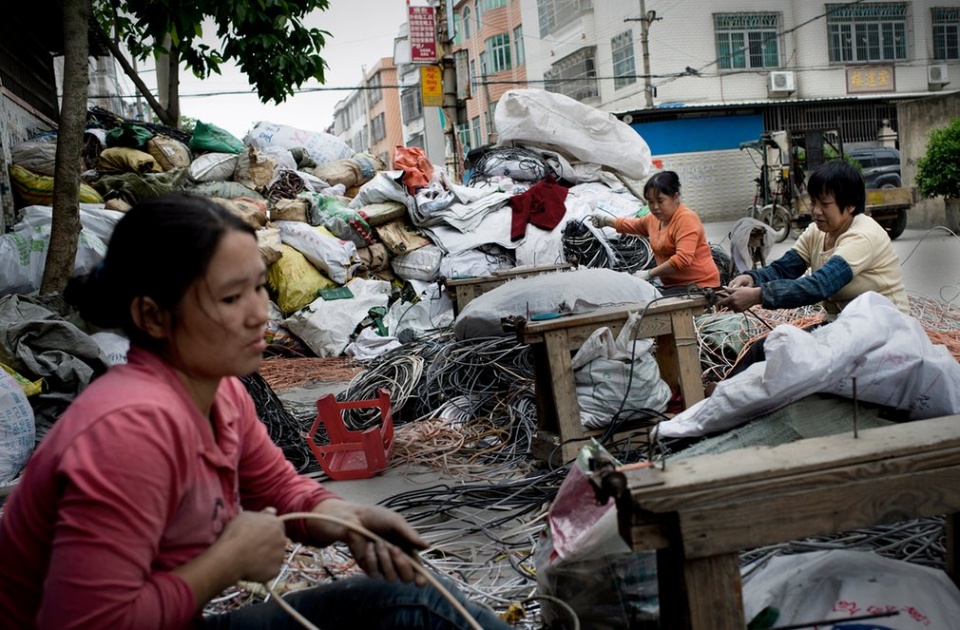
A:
[[437, 0, 463, 182], [627, 0, 661, 108]]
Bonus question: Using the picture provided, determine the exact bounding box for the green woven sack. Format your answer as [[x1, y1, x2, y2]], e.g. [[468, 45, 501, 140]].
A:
[[189, 120, 244, 154]]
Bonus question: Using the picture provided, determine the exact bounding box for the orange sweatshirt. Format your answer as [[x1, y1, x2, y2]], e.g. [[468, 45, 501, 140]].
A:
[[613, 203, 720, 289]]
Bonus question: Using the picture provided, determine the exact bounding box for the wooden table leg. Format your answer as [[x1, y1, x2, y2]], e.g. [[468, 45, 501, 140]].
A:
[[543, 330, 583, 464], [657, 544, 744, 630], [670, 308, 704, 408]]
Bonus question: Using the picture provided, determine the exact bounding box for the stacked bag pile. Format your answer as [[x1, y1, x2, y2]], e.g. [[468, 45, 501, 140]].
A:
[[3, 89, 658, 361]]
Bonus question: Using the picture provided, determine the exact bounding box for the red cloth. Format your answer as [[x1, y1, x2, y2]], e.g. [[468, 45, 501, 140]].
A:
[[509, 176, 568, 241], [0, 348, 338, 629], [393, 146, 434, 193]]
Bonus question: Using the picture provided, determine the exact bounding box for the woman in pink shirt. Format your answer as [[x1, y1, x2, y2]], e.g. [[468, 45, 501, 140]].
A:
[[0, 195, 510, 630]]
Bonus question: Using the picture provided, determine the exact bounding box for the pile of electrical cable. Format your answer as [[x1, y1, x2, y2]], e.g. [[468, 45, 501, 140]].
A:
[[562, 218, 653, 273]]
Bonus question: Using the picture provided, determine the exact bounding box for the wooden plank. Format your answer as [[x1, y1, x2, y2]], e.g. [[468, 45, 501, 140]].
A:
[[543, 329, 583, 463], [684, 554, 744, 630], [491, 262, 572, 277], [625, 415, 960, 500], [671, 308, 705, 407], [517, 296, 707, 343], [674, 460, 960, 558]]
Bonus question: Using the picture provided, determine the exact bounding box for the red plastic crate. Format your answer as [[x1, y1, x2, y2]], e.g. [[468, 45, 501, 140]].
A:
[[306, 389, 394, 480]]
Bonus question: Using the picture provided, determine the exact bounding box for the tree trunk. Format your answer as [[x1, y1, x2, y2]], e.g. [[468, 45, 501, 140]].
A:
[[40, 0, 89, 295]]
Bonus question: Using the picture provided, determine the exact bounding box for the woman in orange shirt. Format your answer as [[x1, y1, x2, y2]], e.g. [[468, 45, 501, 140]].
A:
[[590, 170, 720, 294]]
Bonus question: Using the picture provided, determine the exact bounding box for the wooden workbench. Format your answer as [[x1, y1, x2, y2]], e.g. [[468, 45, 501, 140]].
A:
[[612, 415, 960, 630], [514, 295, 708, 464], [442, 263, 573, 315]]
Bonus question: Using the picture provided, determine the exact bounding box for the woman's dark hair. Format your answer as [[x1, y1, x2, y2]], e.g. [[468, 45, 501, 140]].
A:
[[807, 161, 866, 215], [643, 170, 682, 198], [66, 195, 257, 351]]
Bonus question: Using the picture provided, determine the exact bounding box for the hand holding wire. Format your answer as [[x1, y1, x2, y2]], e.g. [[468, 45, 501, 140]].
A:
[[588, 214, 610, 229]]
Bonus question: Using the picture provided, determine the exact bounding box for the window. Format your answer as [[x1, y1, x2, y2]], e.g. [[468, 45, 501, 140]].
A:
[[714, 13, 781, 70], [933, 7, 960, 60], [537, 0, 592, 38], [463, 6, 472, 39], [479, 51, 488, 76], [514, 26, 525, 66], [475, 0, 483, 29], [351, 130, 366, 153], [458, 122, 471, 153], [486, 115, 495, 140], [368, 73, 382, 105], [544, 47, 598, 101], [407, 133, 425, 149], [611, 31, 636, 88], [479, 0, 506, 10], [453, 13, 463, 46], [371, 113, 386, 143], [471, 116, 481, 149], [826, 3, 907, 63], [401, 86, 423, 122], [485, 34, 512, 73], [470, 59, 478, 90]]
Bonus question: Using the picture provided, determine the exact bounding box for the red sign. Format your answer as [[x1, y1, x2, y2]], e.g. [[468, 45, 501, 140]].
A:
[[409, 5, 437, 64]]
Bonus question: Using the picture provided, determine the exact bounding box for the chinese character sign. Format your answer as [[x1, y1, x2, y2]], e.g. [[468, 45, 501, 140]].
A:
[[846, 66, 895, 94], [409, 5, 437, 64], [420, 65, 443, 107]]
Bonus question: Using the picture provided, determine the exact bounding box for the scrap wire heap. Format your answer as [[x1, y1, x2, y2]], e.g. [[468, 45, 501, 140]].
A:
[[561, 218, 653, 273]]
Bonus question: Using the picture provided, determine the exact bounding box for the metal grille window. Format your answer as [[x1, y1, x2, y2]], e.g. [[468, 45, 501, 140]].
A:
[[514, 26, 525, 66], [714, 13, 781, 70], [537, 0, 593, 38], [371, 113, 386, 143], [368, 73, 382, 105], [544, 46, 598, 101], [933, 7, 960, 60], [611, 30, 636, 89], [485, 34, 512, 73], [401, 86, 423, 122], [826, 3, 907, 63]]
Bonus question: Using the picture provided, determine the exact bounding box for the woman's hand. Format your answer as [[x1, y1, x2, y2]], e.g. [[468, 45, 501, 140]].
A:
[[588, 214, 611, 229], [307, 499, 428, 585], [727, 274, 755, 289], [717, 286, 762, 313], [216, 508, 289, 583]]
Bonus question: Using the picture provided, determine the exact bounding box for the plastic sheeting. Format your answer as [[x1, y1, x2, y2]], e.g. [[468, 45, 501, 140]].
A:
[[494, 89, 652, 181], [453, 268, 660, 339], [743, 550, 960, 630], [657, 292, 960, 439]]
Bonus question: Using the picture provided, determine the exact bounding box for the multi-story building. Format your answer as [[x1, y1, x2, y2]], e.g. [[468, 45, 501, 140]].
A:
[[513, 0, 959, 219], [332, 58, 404, 168], [450, 0, 528, 157]]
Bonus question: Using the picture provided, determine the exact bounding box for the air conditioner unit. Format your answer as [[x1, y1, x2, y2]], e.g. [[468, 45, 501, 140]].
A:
[[928, 64, 949, 85], [768, 71, 795, 94]]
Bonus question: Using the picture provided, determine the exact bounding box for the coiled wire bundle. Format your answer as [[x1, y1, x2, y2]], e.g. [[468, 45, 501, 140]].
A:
[[562, 219, 653, 273]]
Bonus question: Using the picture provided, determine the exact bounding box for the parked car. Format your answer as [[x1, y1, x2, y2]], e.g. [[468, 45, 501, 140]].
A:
[[846, 147, 902, 189]]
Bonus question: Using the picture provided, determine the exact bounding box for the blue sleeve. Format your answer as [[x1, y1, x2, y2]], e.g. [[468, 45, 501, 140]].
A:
[[745, 249, 809, 284], [759, 256, 854, 310]]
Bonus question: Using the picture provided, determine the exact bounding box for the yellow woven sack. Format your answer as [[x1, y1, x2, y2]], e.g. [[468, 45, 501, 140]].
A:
[[9, 164, 104, 205], [266, 244, 337, 316]]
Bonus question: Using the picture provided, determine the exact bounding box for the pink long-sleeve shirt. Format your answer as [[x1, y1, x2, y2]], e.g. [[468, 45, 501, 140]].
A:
[[0, 348, 337, 629]]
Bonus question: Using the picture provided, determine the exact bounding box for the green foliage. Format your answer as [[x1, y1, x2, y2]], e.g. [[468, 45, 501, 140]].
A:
[[916, 117, 960, 199], [95, 0, 331, 105]]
